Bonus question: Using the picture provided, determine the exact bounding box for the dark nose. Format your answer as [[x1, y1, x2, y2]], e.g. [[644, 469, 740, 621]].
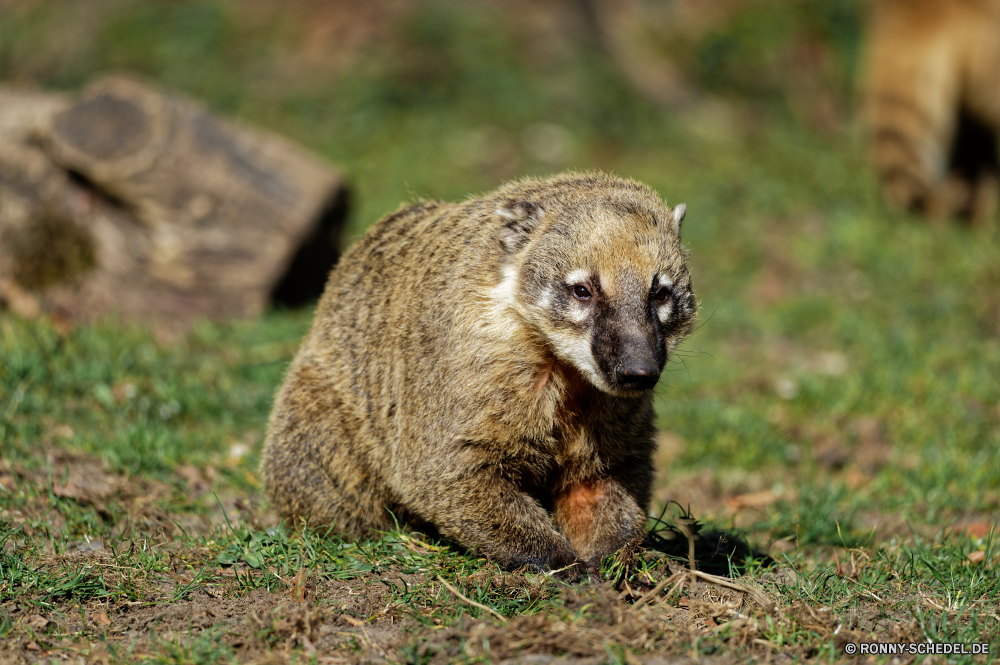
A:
[[615, 358, 660, 390]]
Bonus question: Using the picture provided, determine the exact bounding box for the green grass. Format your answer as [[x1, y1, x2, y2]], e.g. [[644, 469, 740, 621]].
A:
[[1, 0, 999, 661], [1, 311, 312, 484]]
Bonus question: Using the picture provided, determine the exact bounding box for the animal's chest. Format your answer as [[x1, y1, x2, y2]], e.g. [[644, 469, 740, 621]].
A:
[[551, 418, 594, 467], [495, 359, 606, 485], [517, 420, 603, 515], [495, 406, 595, 492], [550, 365, 603, 458]]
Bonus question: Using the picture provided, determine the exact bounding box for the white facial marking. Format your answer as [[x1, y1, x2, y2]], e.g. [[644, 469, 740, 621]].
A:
[[495, 207, 518, 221], [565, 269, 590, 286], [547, 334, 611, 393], [536, 285, 553, 310], [565, 307, 589, 324], [682, 291, 693, 315], [564, 268, 593, 323], [655, 274, 674, 323]]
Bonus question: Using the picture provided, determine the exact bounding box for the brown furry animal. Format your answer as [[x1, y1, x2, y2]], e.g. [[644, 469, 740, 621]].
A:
[[262, 172, 696, 574], [863, 0, 1000, 225]]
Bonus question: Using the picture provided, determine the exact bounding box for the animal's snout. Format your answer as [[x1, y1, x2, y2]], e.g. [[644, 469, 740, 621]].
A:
[[615, 355, 660, 390]]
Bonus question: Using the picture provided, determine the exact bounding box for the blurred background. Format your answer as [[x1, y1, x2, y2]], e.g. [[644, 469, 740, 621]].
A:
[[1, 0, 998, 539], [0, 0, 865, 235]]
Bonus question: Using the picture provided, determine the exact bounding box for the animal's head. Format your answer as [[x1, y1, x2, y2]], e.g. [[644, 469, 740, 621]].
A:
[[493, 173, 696, 397]]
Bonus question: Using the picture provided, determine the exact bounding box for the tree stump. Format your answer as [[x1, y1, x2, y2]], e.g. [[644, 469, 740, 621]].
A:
[[0, 75, 347, 334]]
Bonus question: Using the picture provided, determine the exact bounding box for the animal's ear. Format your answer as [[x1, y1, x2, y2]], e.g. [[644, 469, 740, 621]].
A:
[[668, 203, 686, 236], [496, 200, 545, 252]]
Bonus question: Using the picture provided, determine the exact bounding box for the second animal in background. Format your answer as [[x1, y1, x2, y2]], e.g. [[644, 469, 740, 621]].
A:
[[863, 0, 1000, 226]]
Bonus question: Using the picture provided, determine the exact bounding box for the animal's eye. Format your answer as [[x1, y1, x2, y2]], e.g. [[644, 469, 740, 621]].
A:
[[653, 286, 673, 305], [572, 284, 592, 301]]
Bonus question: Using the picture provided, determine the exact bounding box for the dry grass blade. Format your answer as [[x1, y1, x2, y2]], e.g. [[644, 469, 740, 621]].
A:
[[632, 569, 775, 614], [437, 574, 507, 622], [688, 570, 776, 613], [632, 571, 683, 610], [395, 531, 446, 555]]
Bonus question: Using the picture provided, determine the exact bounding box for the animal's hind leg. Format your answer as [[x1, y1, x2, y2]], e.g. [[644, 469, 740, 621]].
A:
[[265, 435, 397, 538], [261, 366, 397, 539]]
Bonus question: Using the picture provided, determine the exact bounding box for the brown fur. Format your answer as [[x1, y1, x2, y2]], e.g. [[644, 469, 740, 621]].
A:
[[863, 0, 1000, 225], [261, 171, 696, 574]]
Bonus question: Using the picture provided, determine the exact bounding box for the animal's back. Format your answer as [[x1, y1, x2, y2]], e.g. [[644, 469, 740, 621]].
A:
[[262, 199, 480, 535]]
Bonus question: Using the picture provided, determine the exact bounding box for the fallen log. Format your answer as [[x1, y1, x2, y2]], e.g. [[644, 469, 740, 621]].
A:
[[0, 75, 347, 334]]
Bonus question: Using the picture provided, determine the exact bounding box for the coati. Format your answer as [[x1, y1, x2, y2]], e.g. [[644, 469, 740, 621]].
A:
[[863, 0, 1000, 225], [262, 172, 696, 575]]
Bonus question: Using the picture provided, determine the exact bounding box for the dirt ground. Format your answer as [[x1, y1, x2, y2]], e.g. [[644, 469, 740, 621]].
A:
[[0, 448, 951, 665]]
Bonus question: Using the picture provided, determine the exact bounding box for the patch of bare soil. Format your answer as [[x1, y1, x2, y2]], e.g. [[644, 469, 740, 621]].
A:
[[0, 551, 418, 663], [1, 449, 179, 540], [1, 588, 380, 664], [0, 447, 974, 664], [0, 517, 810, 665], [0, 445, 268, 538], [0, 548, 941, 665], [0, 446, 407, 662]]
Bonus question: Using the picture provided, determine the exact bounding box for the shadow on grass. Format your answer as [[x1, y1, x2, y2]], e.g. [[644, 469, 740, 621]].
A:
[[644, 502, 774, 577]]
